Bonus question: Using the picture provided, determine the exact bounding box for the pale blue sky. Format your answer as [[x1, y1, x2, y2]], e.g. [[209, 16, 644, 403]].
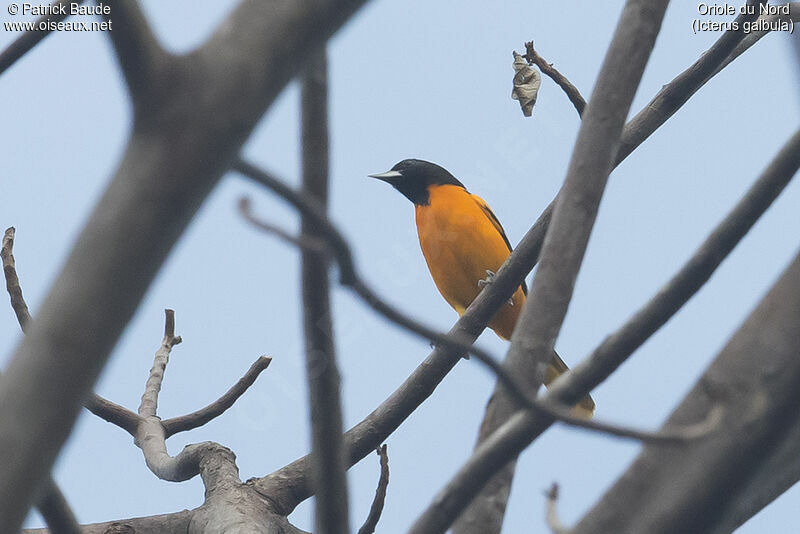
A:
[[2, 1, 799, 531]]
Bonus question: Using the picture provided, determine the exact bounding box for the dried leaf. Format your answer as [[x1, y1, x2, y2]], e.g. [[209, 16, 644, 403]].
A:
[[512, 51, 541, 117]]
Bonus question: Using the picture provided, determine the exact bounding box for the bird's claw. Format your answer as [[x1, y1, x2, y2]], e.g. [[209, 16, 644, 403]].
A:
[[478, 270, 514, 306], [477, 269, 496, 289]]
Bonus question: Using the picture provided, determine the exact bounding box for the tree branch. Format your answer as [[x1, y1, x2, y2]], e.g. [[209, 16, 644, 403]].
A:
[[2, 227, 32, 330], [357, 445, 390, 534], [0, 0, 371, 528], [34, 484, 80, 534], [299, 48, 350, 534], [131, 310, 240, 491], [572, 247, 800, 533], [84, 394, 141, 437], [523, 41, 586, 117], [617, 0, 773, 165], [161, 355, 272, 438], [0, 0, 85, 77], [415, 125, 800, 534], [504, 1, 799, 305], [450, 2, 670, 533], [23, 509, 194, 534], [545, 483, 568, 534], [105, 0, 166, 108], [235, 207, 330, 255]]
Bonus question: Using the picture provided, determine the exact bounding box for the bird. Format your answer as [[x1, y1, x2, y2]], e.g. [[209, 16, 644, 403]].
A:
[[369, 158, 594, 415]]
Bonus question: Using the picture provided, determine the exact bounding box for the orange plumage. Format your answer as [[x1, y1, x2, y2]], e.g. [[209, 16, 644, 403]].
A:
[[370, 159, 594, 415], [415, 184, 524, 340]]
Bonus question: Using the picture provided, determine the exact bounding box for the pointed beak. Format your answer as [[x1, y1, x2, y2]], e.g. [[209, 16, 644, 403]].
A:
[[368, 170, 403, 182]]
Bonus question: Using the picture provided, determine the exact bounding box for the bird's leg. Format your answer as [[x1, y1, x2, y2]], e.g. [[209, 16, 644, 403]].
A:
[[477, 269, 495, 289], [477, 270, 514, 306]]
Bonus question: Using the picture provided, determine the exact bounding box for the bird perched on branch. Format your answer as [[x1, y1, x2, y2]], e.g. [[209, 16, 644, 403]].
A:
[[369, 158, 594, 416]]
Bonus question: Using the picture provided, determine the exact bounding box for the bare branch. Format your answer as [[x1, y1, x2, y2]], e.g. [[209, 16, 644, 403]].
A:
[[617, 0, 770, 165], [708, 409, 800, 533], [235, 161, 358, 284], [523, 41, 586, 117], [299, 48, 350, 534], [572, 248, 800, 533], [133, 311, 238, 486], [237, 200, 330, 255], [2, 227, 32, 331], [0, 0, 85, 77], [504, 1, 800, 306], [106, 0, 168, 107], [0, 0, 371, 528], [545, 483, 568, 534], [538, 396, 724, 443], [84, 394, 141, 437], [23, 509, 194, 534], [161, 356, 272, 438], [357, 445, 390, 534], [450, 2, 670, 533], [34, 483, 80, 534], [138, 310, 181, 420], [419, 126, 800, 534]]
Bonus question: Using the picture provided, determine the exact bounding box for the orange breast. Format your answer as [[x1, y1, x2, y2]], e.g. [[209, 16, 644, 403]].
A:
[[415, 185, 525, 339]]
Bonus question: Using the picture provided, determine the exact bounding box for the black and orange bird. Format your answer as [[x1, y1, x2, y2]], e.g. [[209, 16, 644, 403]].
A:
[[370, 158, 594, 415]]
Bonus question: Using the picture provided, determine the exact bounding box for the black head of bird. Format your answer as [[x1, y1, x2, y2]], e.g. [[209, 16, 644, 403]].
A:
[[368, 159, 465, 205]]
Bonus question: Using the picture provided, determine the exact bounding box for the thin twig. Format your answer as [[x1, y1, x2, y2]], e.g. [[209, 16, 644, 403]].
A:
[[357, 445, 390, 534], [138, 310, 181, 420], [85, 394, 141, 437], [0, 0, 85, 77], [2, 228, 32, 331], [523, 41, 586, 117], [545, 483, 568, 534], [237, 201, 329, 255], [162, 356, 272, 438]]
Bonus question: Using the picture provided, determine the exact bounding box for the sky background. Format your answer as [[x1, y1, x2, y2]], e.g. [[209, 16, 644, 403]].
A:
[[2, 1, 799, 532]]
